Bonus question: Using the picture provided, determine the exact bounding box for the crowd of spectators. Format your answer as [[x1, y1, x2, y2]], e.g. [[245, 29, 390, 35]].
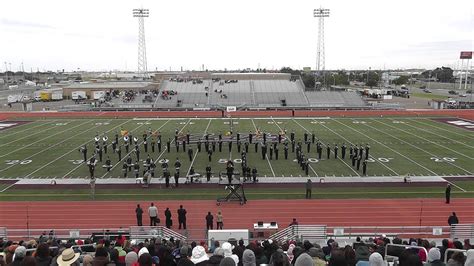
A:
[[1, 234, 473, 266], [161, 90, 177, 101]]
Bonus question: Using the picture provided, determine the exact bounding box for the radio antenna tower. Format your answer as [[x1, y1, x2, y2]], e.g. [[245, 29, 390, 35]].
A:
[[314, 7, 330, 72], [133, 8, 149, 79]]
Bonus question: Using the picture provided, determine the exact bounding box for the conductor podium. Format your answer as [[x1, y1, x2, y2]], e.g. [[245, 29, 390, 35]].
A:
[[217, 171, 247, 205]]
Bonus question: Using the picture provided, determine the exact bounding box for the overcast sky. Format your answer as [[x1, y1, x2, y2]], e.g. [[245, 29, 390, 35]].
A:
[[0, 0, 472, 72]]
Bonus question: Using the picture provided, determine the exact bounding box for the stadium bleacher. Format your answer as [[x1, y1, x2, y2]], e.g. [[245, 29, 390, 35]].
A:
[[154, 78, 367, 108]]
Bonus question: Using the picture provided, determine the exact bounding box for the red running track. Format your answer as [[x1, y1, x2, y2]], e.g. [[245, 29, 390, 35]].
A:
[[1, 199, 473, 240]]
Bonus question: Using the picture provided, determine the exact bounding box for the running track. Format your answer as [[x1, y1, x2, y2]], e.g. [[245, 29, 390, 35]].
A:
[[1, 199, 473, 240]]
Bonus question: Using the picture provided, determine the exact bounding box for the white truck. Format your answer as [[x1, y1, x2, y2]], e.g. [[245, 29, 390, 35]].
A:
[[72, 91, 86, 101], [51, 91, 63, 101]]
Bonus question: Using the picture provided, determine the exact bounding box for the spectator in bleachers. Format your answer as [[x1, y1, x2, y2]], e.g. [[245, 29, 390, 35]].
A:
[[294, 253, 312, 266], [20, 256, 36, 266], [208, 248, 224, 266], [465, 250, 474, 266], [425, 248, 444, 266], [418, 239, 430, 262], [307, 247, 326, 266], [190, 246, 208, 266], [343, 245, 356, 266], [125, 251, 138, 266], [329, 249, 348, 266], [92, 247, 111, 266], [10, 246, 26, 266], [56, 248, 80, 266], [35, 243, 52, 266], [398, 249, 423, 266], [83, 255, 94, 266], [368, 252, 385, 266], [464, 239, 472, 250], [447, 252, 465, 266], [221, 243, 238, 265], [355, 245, 370, 266]]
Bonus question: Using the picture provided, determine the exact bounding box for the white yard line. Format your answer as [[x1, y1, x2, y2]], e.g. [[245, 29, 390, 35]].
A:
[[331, 119, 439, 176], [0, 121, 64, 148], [0, 120, 112, 173], [317, 119, 399, 176], [186, 119, 212, 177], [292, 118, 360, 177], [362, 120, 472, 175], [381, 118, 474, 157], [270, 117, 317, 177], [0, 183, 16, 193], [151, 119, 192, 169], [0, 120, 92, 158], [250, 118, 276, 177], [443, 179, 467, 192], [94, 119, 168, 179], [408, 118, 474, 143], [24, 120, 132, 178], [0, 120, 59, 139]]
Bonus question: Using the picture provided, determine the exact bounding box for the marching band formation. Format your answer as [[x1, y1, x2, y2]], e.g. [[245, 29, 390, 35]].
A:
[[79, 127, 372, 185]]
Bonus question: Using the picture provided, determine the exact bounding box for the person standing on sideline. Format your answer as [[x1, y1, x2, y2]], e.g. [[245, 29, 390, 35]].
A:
[[445, 184, 451, 204], [216, 211, 224, 229], [206, 212, 214, 230], [448, 212, 459, 226], [148, 203, 158, 226], [305, 179, 312, 199], [135, 204, 143, 226], [165, 207, 172, 229], [178, 205, 187, 229]]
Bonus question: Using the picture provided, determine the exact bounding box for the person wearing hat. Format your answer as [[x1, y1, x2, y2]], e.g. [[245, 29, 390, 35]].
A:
[[465, 249, 474, 266], [294, 253, 313, 266], [307, 247, 326, 266], [190, 246, 209, 266], [355, 245, 370, 265], [242, 249, 256, 266], [208, 248, 225, 266], [425, 248, 445, 266], [10, 246, 26, 266], [56, 248, 80, 266], [219, 257, 236, 266], [368, 252, 386, 266], [221, 242, 239, 264]]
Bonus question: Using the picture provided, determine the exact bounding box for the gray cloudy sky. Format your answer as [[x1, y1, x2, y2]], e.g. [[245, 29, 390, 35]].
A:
[[0, 0, 472, 72]]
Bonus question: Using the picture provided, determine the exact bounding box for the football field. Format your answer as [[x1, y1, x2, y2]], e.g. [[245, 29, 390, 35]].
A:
[[0, 116, 473, 179]]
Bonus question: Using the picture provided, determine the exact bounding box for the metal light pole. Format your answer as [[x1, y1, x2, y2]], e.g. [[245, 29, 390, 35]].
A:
[[133, 8, 150, 79], [314, 7, 330, 89]]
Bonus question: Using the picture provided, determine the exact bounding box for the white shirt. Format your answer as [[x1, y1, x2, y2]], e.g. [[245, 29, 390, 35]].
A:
[[148, 206, 158, 217]]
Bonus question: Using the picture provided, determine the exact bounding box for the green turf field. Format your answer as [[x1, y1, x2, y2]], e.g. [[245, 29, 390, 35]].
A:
[[0, 117, 473, 179]]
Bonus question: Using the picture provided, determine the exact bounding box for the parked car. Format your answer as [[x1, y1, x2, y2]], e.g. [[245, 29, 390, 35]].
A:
[[448, 90, 458, 95], [423, 89, 432, 93]]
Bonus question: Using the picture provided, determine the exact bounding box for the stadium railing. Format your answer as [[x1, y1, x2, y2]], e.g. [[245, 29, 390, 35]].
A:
[[450, 224, 474, 239], [2, 225, 471, 243]]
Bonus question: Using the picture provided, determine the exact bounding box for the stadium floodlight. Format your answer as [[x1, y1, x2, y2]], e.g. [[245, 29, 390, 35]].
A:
[[313, 8, 330, 73], [133, 8, 150, 79]]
